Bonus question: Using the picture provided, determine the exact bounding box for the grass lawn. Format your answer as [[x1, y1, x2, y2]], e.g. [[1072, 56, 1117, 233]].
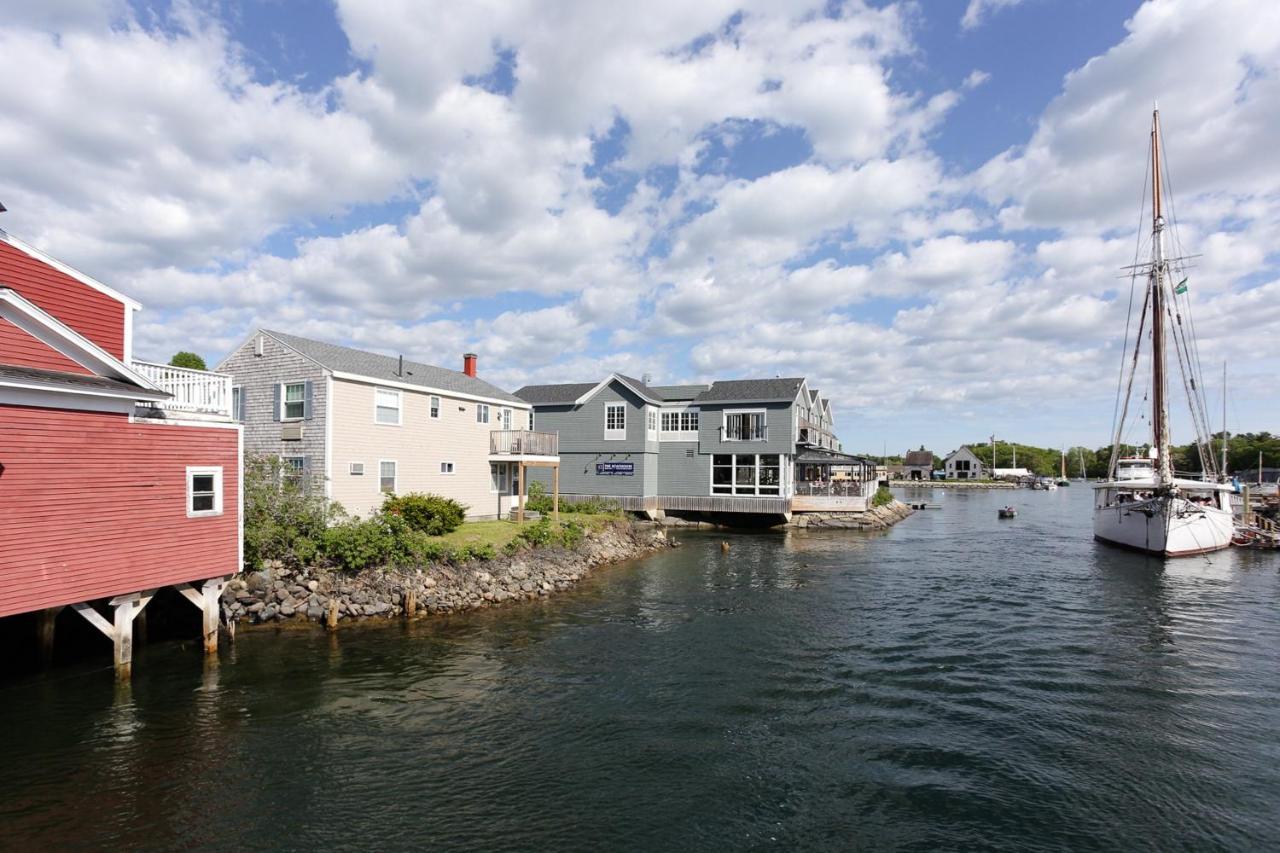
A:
[[434, 513, 624, 551]]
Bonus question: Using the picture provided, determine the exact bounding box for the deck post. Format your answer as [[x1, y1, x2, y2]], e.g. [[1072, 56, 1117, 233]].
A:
[[201, 577, 226, 654], [517, 462, 525, 523], [112, 598, 134, 677], [37, 606, 63, 668], [552, 463, 560, 523]]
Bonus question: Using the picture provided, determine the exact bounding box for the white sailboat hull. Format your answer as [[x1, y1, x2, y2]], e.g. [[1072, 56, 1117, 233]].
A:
[[1092, 495, 1233, 557]]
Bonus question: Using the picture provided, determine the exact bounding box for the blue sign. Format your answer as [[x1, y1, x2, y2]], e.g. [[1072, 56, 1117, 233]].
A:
[[596, 462, 634, 476]]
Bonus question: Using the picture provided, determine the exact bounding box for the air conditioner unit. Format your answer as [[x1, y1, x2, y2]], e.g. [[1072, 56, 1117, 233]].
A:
[[281, 423, 304, 441]]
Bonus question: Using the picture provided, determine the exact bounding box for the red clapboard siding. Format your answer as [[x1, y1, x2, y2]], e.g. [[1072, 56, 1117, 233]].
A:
[[0, 317, 92, 374], [0, 240, 127, 360], [0, 405, 240, 618]]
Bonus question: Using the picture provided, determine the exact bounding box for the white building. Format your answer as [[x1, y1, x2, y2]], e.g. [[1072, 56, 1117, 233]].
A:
[[944, 446, 986, 480]]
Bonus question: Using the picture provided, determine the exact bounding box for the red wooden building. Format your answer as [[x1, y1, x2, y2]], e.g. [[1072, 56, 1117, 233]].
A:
[[0, 229, 242, 676]]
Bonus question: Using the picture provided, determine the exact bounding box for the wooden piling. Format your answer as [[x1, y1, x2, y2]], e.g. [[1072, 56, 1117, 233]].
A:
[[326, 599, 339, 632], [404, 589, 416, 619]]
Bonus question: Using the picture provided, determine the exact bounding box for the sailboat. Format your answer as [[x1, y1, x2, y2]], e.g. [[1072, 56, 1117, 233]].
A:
[[1057, 448, 1071, 487], [1092, 110, 1234, 557]]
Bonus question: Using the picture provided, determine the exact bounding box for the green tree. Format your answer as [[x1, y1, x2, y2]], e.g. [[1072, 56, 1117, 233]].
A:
[[169, 351, 207, 370]]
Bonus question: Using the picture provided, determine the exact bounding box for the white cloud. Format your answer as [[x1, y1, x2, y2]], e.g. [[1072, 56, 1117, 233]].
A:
[[961, 0, 1026, 31]]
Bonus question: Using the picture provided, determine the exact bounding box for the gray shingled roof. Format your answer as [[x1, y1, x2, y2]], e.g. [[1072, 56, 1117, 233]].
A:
[[904, 450, 934, 466], [0, 363, 167, 398], [649, 384, 710, 400], [513, 382, 598, 405], [694, 377, 805, 403], [263, 330, 524, 404]]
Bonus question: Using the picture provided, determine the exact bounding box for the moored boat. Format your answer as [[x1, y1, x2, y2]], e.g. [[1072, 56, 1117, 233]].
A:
[[1092, 110, 1233, 558]]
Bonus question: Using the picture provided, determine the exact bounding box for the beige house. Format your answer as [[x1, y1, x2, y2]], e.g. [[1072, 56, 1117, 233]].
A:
[[218, 330, 559, 520]]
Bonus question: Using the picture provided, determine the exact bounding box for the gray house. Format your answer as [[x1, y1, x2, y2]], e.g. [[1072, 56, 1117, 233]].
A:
[[514, 373, 870, 521]]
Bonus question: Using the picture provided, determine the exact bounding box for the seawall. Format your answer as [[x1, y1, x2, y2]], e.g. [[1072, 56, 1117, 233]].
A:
[[223, 521, 671, 627]]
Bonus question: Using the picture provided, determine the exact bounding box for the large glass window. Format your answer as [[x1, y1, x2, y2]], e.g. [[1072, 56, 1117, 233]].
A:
[[712, 454, 782, 496], [682, 410, 699, 432]]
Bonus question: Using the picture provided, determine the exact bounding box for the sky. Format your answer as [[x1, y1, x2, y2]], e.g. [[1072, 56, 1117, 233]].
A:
[[2, 0, 1278, 456]]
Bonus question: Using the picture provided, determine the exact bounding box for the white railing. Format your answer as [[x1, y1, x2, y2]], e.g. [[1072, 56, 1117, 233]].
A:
[[132, 360, 234, 418]]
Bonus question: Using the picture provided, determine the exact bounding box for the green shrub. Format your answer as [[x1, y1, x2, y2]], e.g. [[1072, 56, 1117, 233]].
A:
[[322, 516, 403, 571], [872, 486, 894, 508], [453, 542, 497, 562], [559, 520, 585, 548], [515, 517, 557, 548], [168, 350, 207, 370], [243, 453, 334, 570], [382, 492, 467, 535]]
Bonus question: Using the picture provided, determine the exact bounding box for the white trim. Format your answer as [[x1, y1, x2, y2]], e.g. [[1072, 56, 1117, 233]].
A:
[[475, 403, 491, 425], [0, 374, 165, 402], [129, 414, 243, 430], [604, 401, 626, 441], [659, 405, 700, 441], [709, 452, 786, 497], [0, 288, 161, 390], [378, 459, 397, 494], [429, 395, 441, 419], [573, 373, 662, 406], [186, 466, 224, 518], [489, 461, 510, 494], [0, 229, 141, 310], [0, 384, 136, 413], [374, 386, 403, 425], [721, 408, 768, 442], [123, 305, 135, 363], [329, 370, 528, 410], [645, 406, 658, 442], [324, 374, 334, 500]]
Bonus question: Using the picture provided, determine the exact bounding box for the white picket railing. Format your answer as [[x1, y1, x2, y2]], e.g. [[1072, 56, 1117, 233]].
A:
[[132, 360, 234, 418]]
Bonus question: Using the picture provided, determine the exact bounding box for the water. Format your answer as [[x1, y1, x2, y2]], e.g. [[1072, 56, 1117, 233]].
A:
[[3, 486, 1279, 851]]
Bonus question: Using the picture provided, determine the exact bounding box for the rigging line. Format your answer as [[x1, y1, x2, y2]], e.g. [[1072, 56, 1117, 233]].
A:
[[1111, 277, 1151, 474], [1110, 134, 1153, 475]]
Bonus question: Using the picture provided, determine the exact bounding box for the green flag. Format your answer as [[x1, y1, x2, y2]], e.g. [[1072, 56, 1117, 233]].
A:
[[1174, 277, 1188, 294]]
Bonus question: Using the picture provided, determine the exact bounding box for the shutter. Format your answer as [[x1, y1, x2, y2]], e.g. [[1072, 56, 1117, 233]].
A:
[[301, 456, 312, 493], [304, 380, 315, 421], [272, 383, 281, 422], [236, 388, 247, 421]]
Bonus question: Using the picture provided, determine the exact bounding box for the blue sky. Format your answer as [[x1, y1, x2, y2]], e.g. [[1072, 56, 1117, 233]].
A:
[[2, 0, 1278, 456]]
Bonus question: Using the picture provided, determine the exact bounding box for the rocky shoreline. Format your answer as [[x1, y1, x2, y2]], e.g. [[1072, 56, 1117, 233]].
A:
[[222, 521, 671, 627], [890, 479, 1016, 489], [786, 499, 915, 529]]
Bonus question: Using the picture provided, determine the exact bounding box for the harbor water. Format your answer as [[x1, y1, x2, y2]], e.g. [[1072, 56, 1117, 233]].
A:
[[2, 486, 1279, 850]]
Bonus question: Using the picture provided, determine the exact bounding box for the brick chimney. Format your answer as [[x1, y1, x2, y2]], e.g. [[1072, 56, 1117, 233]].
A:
[[463, 352, 477, 377]]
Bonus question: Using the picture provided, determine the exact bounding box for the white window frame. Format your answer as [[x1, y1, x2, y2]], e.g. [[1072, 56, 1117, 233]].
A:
[[604, 402, 626, 440], [722, 408, 767, 442], [374, 387, 402, 425], [430, 396, 441, 419], [659, 406, 700, 441], [186, 466, 223, 518], [379, 459, 397, 494], [349, 462, 365, 476], [709, 453, 784, 497], [646, 407, 658, 442], [501, 407, 513, 430], [440, 461, 456, 475], [476, 403, 490, 424], [281, 456, 306, 488], [528, 410, 535, 431], [490, 462, 510, 493], [231, 385, 243, 421], [281, 381, 306, 421]]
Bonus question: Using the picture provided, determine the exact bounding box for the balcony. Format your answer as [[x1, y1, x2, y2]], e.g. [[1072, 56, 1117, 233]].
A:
[[132, 360, 234, 419], [490, 430, 559, 459], [721, 423, 768, 442]]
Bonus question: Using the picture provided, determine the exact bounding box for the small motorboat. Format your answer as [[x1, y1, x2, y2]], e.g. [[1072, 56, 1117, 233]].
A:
[[998, 506, 1018, 519]]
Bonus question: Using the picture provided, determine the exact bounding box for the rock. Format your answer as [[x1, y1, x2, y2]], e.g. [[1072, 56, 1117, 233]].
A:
[[306, 604, 324, 620], [307, 580, 319, 592], [247, 601, 265, 613], [280, 603, 296, 617]]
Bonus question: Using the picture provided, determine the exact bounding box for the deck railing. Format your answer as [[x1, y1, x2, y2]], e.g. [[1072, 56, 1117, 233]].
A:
[[132, 360, 234, 418], [490, 430, 559, 457], [795, 480, 863, 497], [721, 423, 768, 442]]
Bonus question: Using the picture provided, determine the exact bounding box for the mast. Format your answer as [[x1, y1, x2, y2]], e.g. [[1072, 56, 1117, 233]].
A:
[[1061, 447, 1067, 480], [1220, 361, 1228, 478], [1150, 109, 1173, 485]]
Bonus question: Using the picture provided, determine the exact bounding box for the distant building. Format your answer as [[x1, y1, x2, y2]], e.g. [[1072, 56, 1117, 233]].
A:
[[992, 467, 1032, 480], [944, 446, 986, 480], [902, 449, 933, 480]]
